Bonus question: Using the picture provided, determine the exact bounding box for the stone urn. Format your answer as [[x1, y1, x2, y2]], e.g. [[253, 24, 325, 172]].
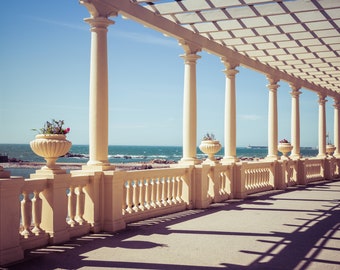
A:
[[199, 140, 222, 162], [278, 143, 293, 158], [30, 134, 72, 171], [326, 144, 336, 156]]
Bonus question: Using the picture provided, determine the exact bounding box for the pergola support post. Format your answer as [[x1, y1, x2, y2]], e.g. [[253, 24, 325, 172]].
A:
[[221, 58, 239, 164], [333, 98, 340, 158], [317, 93, 327, 158], [266, 76, 279, 160], [290, 84, 302, 159], [82, 14, 115, 170], [179, 40, 201, 165]]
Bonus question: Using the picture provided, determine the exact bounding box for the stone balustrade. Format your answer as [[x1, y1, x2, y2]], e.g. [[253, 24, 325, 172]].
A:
[[1, 157, 340, 266]]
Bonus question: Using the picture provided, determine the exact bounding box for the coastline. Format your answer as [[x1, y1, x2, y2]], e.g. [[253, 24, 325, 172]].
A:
[[1, 161, 171, 172]]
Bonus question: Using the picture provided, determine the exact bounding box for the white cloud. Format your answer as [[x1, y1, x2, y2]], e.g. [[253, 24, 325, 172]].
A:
[[28, 16, 87, 31], [113, 30, 177, 47]]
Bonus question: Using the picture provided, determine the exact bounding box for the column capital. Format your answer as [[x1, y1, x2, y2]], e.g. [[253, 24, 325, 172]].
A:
[[289, 83, 301, 92], [80, 0, 118, 18], [221, 57, 239, 69], [221, 58, 239, 78], [290, 86, 302, 98], [180, 53, 201, 64], [179, 39, 201, 54], [266, 75, 279, 92], [84, 16, 115, 31], [333, 97, 340, 109], [318, 93, 327, 105]]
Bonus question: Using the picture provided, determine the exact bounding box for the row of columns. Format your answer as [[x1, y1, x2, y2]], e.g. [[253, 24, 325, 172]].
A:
[[82, 11, 340, 168]]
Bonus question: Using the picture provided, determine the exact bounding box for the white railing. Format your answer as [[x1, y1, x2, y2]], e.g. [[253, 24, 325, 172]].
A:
[[1, 156, 339, 266], [19, 179, 48, 250], [240, 161, 275, 196], [121, 168, 188, 223], [209, 164, 233, 202], [304, 158, 324, 183]]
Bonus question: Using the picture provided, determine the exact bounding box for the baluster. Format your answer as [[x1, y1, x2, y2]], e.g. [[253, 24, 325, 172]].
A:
[[132, 180, 139, 212], [259, 169, 263, 187], [151, 179, 157, 208], [156, 178, 162, 207], [31, 190, 43, 235], [256, 169, 260, 188], [254, 169, 258, 188], [162, 177, 168, 206], [20, 191, 32, 238], [245, 171, 249, 190], [177, 176, 183, 203], [68, 186, 76, 226], [122, 181, 127, 214], [75, 186, 85, 225], [150, 179, 157, 208], [220, 172, 225, 195], [126, 180, 133, 213], [138, 180, 145, 211], [144, 178, 151, 209], [167, 176, 173, 205], [170, 176, 176, 204], [267, 169, 270, 186], [173, 176, 178, 204], [263, 169, 267, 187]]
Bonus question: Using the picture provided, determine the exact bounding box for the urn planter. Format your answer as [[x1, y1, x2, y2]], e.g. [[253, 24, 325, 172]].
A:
[[278, 143, 293, 159], [199, 140, 222, 163], [30, 134, 72, 172], [326, 144, 336, 156]]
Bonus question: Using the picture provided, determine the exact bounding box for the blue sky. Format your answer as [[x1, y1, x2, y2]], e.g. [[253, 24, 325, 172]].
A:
[[0, 0, 335, 147]]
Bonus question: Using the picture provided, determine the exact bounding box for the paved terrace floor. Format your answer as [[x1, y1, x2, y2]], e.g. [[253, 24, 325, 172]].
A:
[[5, 180, 340, 270]]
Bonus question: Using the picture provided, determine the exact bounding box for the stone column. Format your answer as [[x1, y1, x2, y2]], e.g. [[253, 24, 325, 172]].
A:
[[266, 76, 279, 160], [221, 58, 239, 163], [317, 93, 327, 158], [179, 41, 201, 165], [84, 16, 114, 169], [333, 98, 340, 158], [290, 84, 302, 159]]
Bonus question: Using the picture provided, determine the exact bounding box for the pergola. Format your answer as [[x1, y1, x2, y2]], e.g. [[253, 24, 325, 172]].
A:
[[79, 0, 340, 168]]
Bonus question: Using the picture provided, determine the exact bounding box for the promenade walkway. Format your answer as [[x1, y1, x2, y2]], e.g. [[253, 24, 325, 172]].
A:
[[6, 180, 340, 270]]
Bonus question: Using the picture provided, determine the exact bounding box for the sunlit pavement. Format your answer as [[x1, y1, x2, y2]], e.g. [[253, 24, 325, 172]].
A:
[[6, 180, 340, 270]]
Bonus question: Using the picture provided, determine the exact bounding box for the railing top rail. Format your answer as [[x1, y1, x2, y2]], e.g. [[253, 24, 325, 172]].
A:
[[123, 167, 188, 179], [22, 178, 48, 193]]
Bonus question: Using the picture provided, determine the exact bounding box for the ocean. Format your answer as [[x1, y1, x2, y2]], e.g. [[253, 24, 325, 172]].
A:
[[1, 144, 318, 178]]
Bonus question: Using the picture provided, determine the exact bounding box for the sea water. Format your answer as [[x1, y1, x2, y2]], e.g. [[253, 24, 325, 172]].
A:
[[1, 144, 318, 178], [0, 144, 319, 164]]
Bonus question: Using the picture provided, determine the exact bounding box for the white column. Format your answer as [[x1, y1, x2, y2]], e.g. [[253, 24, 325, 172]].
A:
[[179, 41, 201, 164], [290, 84, 302, 159], [266, 76, 279, 160], [317, 93, 327, 158], [84, 17, 114, 168], [333, 98, 340, 158], [221, 59, 238, 163]]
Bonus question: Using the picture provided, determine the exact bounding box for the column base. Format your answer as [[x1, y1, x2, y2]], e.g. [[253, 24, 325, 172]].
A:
[[266, 155, 279, 161], [280, 156, 291, 161], [202, 158, 221, 165], [30, 168, 68, 179], [178, 157, 201, 165], [290, 154, 301, 160], [221, 156, 239, 164], [83, 161, 115, 171]]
